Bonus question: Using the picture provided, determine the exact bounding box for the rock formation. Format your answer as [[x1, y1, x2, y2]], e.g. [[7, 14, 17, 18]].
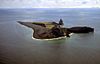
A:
[[59, 19, 64, 25], [17, 20, 70, 39], [67, 26, 94, 33], [18, 19, 94, 39]]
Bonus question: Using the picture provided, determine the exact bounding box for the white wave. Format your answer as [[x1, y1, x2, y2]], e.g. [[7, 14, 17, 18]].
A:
[[32, 33, 73, 41]]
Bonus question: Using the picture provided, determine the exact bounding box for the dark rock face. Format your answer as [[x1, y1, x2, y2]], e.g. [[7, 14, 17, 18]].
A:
[[67, 26, 94, 33], [61, 28, 71, 37], [51, 25, 64, 38], [59, 19, 64, 25]]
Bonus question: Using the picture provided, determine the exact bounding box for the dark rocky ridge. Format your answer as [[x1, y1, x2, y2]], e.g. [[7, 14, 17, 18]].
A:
[[67, 26, 94, 33]]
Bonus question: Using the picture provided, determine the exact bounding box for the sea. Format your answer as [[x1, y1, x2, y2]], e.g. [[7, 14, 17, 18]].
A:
[[0, 8, 100, 64]]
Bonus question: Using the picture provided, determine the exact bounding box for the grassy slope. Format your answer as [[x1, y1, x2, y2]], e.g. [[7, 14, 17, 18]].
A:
[[32, 22, 55, 29]]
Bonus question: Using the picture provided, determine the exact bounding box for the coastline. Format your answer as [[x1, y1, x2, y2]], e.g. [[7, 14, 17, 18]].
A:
[[31, 30, 73, 41], [32, 36, 67, 41]]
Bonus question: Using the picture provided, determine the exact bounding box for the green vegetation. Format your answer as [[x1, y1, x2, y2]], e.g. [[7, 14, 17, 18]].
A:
[[32, 22, 55, 29], [45, 24, 54, 29]]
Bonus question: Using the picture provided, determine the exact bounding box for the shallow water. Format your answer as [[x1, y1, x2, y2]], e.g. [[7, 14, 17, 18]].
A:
[[0, 8, 100, 64]]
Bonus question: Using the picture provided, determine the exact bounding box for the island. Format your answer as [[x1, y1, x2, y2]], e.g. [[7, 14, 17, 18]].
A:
[[17, 19, 94, 39]]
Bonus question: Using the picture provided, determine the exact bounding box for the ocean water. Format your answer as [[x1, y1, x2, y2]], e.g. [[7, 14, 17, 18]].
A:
[[0, 8, 100, 64]]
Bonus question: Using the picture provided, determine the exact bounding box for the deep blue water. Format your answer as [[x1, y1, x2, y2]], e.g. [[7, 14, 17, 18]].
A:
[[0, 8, 100, 64]]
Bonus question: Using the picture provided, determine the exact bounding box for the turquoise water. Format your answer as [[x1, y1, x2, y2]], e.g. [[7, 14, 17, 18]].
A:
[[0, 8, 100, 64]]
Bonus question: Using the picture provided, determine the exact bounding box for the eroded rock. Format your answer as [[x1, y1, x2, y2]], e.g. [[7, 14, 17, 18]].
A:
[[67, 26, 94, 33]]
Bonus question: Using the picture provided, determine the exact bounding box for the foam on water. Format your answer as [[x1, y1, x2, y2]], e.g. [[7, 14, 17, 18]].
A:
[[32, 33, 73, 41]]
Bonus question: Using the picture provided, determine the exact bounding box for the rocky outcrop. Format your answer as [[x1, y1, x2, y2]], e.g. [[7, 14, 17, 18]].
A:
[[59, 19, 64, 25], [18, 19, 94, 39], [67, 26, 94, 33], [18, 21, 70, 39], [51, 25, 64, 38]]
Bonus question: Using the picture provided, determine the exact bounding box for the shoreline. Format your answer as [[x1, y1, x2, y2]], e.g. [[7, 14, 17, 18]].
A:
[[31, 31, 73, 41], [32, 36, 67, 41]]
